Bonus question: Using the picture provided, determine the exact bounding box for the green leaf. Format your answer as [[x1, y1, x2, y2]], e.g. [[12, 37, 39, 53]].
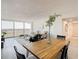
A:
[[46, 13, 61, 27]]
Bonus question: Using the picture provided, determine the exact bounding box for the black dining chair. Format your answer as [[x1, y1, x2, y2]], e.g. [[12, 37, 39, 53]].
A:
[[57, 35, 66, 40], [60, 41, 70, 59], [14, 46, 37, 59], [14, 46, 26, 59]]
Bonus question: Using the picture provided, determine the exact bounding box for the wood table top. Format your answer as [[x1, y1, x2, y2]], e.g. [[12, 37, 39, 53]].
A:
[[16, 38, 68, 59]]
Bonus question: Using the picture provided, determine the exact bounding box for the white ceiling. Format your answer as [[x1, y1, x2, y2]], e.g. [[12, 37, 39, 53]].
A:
[[1, 0, 77, 21]]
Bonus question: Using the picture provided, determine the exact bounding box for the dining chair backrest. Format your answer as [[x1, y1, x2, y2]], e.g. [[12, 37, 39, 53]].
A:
[[60, 41, 70, 59], [14, 46, 26, 59], [57, 35, 66, 40]]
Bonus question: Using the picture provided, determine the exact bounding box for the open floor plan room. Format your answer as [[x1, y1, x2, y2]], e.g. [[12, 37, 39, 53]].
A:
[[1, 0, 78, 59]]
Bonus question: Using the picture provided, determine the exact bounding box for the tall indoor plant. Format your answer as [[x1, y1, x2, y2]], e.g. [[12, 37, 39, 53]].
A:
[[46, 13, 60, 44]]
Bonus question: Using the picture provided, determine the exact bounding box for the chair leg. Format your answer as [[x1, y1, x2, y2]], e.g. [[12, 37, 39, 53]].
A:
[[66, 54, 68, 59], [26, 50, 29, 57], [65, 53, 68, 59]]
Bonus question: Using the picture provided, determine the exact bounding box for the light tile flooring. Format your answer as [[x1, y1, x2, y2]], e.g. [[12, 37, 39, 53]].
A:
[[68, 37, 78, 59], [1, 38, 28, 59], [1, 37, 78, 59]]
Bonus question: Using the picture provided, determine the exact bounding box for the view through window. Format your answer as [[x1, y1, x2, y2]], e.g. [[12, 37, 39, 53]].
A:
[[1, 20, 32, 37]]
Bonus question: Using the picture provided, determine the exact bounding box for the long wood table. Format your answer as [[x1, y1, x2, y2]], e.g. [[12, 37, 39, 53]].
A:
[[16, 38, 68, 59]]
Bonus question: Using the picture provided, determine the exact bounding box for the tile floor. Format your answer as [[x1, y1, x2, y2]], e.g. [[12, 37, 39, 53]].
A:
[[1, 37, 78, 59], [1, 37, 27, 59]]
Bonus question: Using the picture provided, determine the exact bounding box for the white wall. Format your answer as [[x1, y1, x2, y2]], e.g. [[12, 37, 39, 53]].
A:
[[50, 17, 63, 37], [30, 17, 63, 37]]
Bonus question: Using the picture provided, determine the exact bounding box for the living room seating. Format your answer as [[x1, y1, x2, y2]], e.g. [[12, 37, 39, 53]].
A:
[[29, 34, 42, 42]]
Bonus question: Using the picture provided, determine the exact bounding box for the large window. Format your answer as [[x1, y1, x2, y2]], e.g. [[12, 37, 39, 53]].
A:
[[15, 22, 23, 29], [25, 22, 31, 29], [15, 22, 23, 36], [1, 21, 13, 29], [1, 20, 32, 37], [1, 21, 14, 37], [25, 22, 31, 34]]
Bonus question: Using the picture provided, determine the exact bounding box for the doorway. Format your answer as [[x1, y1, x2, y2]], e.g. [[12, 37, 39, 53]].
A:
[[62, 17, 78, 39]]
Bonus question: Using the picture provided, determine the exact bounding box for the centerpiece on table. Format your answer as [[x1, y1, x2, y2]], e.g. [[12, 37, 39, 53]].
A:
[[46, 13, 61, 44]]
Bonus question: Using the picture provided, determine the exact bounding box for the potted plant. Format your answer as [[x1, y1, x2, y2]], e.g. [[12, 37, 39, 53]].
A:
[[1, 32, 7, 41], [1, 32, 7, 37], [46, 13, 60, 44]]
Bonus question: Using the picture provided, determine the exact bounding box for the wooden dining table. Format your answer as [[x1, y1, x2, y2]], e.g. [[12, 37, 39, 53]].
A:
[[16, 38, 68, 59]]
